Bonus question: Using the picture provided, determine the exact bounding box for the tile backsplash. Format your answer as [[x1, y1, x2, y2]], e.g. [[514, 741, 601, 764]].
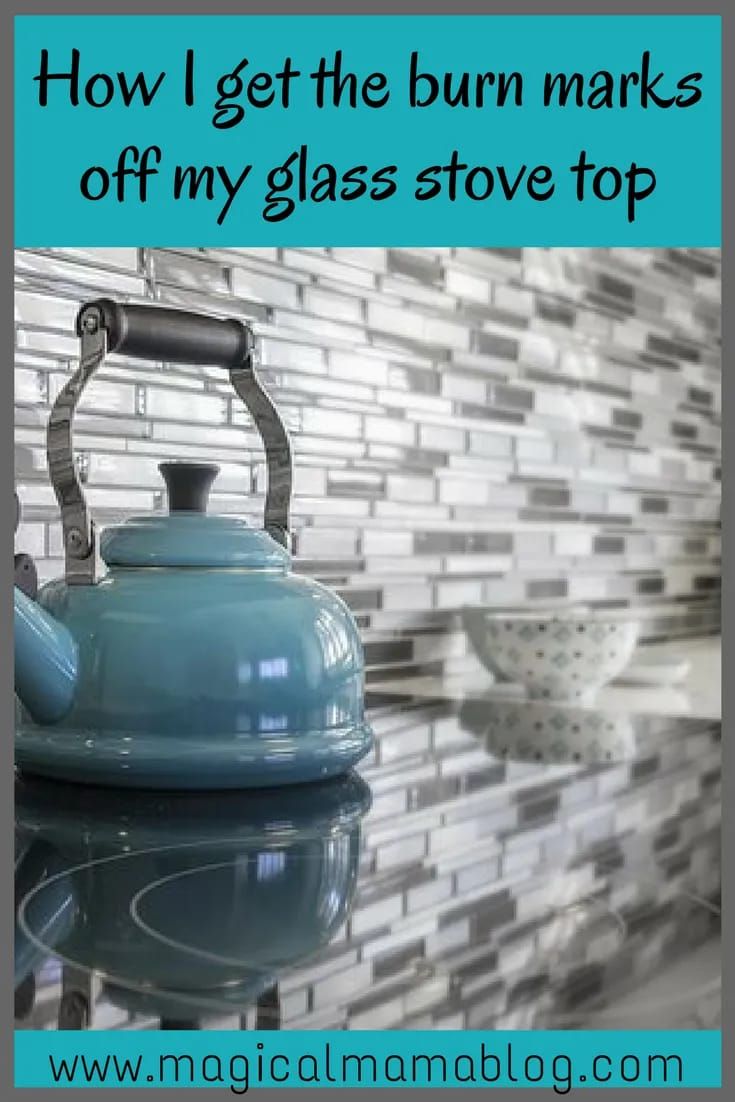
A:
[[14, 247, 721, 682]]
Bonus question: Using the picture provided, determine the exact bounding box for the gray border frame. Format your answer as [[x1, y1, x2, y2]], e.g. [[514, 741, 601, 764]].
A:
[[3, 1, 729, 1098]]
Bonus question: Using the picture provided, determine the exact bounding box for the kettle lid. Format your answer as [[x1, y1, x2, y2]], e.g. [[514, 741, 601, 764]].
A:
[[100, 462, 290, 570]]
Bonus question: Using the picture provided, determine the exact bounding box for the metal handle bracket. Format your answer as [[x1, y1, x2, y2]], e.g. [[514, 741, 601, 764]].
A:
[[48, 301, 293, 585]]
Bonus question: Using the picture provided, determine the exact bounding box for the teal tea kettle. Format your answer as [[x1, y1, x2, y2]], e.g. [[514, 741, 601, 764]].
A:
[[14, 299, 373, 789]]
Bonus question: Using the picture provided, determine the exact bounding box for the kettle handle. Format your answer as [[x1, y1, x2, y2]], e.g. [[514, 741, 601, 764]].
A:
[[48, 299, 293, 585], [76, 299, 255, 367]]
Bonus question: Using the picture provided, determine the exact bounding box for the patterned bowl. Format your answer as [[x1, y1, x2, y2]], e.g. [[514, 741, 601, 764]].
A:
[[462, 608, 641, 702]]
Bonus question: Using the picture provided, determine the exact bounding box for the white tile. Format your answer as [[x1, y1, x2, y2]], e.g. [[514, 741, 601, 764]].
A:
[[444, 267, 491, 303]]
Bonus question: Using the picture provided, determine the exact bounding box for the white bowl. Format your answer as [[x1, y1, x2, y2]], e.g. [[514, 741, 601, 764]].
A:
[[463, 608, 641, 703]]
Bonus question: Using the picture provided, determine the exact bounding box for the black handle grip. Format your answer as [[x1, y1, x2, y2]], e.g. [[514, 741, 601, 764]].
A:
[[77, 298, 253, 367]]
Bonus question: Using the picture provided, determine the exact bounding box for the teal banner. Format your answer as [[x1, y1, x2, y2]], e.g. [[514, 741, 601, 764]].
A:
[[14, 1029, 722, 1089], [14, 15, 721, 246]]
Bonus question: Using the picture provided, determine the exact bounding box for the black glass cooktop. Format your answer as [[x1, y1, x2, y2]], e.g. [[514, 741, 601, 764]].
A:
[[15, 689, 721, 1032]]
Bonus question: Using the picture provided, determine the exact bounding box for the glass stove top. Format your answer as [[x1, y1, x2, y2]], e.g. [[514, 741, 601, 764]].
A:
[[15, 687, 721, 1032]]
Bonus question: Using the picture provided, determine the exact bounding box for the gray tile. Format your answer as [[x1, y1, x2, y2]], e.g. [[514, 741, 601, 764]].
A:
[[387, 249, 442, 284], [494, 384, 534, 410], [475, 332, 519, 360]]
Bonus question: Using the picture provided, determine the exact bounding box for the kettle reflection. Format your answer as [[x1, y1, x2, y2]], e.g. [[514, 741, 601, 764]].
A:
[[15, 772, 370, 1024]]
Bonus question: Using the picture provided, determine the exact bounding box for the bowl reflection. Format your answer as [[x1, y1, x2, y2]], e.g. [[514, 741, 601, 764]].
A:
[[459, 696, 637, 764]]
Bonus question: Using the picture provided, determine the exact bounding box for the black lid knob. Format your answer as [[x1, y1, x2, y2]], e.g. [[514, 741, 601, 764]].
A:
[[159, 462, 219, 513]]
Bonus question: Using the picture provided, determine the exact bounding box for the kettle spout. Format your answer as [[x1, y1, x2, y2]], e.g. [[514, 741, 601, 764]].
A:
[[14, 588, 78, 725]]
